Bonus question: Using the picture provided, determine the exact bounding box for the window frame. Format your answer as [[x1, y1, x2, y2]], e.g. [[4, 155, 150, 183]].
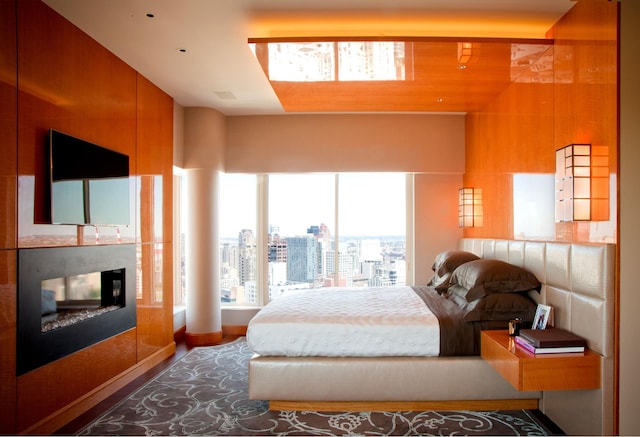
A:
[[218, 172, 414, 307]]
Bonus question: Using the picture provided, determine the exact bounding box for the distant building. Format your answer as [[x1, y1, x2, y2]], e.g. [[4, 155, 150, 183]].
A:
[[326, 245, 355, 286], [238, 229, 256, 286], [286, 235, 318, 284]]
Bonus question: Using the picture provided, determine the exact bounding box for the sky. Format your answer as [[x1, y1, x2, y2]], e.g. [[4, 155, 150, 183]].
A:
[[217, 173, 406, 239]]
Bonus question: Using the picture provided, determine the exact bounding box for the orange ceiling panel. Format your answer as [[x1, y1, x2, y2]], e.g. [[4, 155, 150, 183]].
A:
[[251, 38, 553, 113]]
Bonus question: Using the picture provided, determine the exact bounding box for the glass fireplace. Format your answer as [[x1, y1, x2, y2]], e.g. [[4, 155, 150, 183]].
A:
[[17, 244, 136, 375]]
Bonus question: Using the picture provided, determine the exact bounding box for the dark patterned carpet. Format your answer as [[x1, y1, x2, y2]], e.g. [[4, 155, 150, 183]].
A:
[[78, 338, 564, 436]]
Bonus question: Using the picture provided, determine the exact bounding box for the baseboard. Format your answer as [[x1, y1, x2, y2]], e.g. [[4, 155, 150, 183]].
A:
[[223, 324, 248, 336], [21, 342, 176, 435], [174, 325, 186, 343]]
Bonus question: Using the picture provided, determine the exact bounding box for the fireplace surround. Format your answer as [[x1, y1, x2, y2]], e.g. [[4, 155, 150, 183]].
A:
[[17, 244, 136, 376]]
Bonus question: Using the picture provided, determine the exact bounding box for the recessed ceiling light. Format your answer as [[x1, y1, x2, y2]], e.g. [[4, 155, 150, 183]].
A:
[[458, 64, 467, 70], [436, 98, 444, 103], [178, 48, 187, 53]]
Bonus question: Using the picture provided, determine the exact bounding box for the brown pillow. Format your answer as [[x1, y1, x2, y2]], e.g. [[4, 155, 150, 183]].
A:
[[428, 250, 480, 292], [449, 259, 541, 302], [462, 292, 537, 323]]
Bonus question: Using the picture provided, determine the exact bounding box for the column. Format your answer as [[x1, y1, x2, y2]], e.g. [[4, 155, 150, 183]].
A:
[[183, 107, 226, 346]]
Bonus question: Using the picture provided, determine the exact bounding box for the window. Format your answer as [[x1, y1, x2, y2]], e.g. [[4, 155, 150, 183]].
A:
[[219, 173, 409, 306], [173, 167, 186, 307], [219, 174, 257, 304], [268, 174, 335, 298], [337, 173, 407, 287]]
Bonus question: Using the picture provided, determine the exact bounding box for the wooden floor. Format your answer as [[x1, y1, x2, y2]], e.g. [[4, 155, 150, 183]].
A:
[[53, 335, 240, 435]]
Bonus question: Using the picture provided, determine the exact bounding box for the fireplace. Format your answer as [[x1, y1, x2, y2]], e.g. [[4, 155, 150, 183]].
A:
[[17, 244, 136, 376]]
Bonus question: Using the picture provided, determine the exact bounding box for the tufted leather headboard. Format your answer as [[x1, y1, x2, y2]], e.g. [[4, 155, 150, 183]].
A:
[[458, 238, 616, 436]]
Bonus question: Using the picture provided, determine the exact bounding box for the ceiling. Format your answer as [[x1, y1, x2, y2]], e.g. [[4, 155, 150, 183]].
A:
[[42, 0, 575, 115]]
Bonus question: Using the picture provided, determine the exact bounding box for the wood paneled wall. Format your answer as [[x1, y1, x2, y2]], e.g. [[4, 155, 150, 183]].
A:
[[0, 0, 18, 432], [0, 1, 175, 433], [464, 1, 618, 243]]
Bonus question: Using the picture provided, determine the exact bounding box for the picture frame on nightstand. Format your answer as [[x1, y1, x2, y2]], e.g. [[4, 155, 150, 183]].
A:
[[533, 304, 552, 329]]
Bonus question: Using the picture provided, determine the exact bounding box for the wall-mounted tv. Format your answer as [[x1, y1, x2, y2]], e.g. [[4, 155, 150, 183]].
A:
[[49, 129, 130, 226]]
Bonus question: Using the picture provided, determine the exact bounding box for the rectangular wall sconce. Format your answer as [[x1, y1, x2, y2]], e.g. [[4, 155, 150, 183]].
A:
[[555, 144, 591, 221], [459, 187, 483, 227]]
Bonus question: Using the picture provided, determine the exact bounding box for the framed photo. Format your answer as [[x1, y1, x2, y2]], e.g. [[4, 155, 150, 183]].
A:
[[532, 304, 552, 330]]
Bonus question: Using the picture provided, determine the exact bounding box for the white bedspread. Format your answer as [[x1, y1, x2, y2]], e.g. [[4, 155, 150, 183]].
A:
[[246, 286, 440, 357]]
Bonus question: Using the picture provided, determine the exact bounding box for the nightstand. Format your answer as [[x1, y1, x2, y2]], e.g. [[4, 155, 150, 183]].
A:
[[481, 329, 601, 391]]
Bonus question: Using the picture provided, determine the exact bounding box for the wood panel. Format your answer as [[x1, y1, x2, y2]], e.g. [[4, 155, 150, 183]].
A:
[[135, 74, 174, 361], [464, 0, 617, 243], [16, 0, 137, 248], [16, 328, 137, 432], [481, 330, 601, 392], [253, 39, 552, 113], [0, 250, 17, 434], [9, 2, 175, 433], [462, 172, 513, 240], [0, 0, 18, 432], [552, 0, 617, 226], [135, 73, 173, 245], [0, 0, 17, 251], [137, 241, 175, 361], [25, 342, 176, 435]]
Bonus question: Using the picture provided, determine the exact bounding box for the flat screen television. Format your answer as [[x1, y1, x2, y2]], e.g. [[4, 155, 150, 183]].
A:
[[49, 129, 130, 226]]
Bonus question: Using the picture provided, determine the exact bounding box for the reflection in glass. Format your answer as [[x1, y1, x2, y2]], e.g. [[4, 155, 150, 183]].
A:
[[40, 269, 125, 333], [266, 41, 406, 82]]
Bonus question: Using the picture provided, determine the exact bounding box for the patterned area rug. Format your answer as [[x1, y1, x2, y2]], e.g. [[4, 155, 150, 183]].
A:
[[78, 338, 563, 436]]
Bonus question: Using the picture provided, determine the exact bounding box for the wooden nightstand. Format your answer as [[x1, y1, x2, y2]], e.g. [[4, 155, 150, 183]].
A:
[[481, 330, 601, 391]]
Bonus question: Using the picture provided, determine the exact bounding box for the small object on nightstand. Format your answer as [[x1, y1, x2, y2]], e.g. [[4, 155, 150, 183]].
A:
[[508, 318, 521, 336]]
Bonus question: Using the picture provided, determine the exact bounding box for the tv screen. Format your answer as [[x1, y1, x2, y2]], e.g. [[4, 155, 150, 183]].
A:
[[49, 129, 130, 226]]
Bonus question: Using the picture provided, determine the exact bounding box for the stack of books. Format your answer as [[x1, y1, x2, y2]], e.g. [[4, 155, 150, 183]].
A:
[[515, 328, 586, 354]]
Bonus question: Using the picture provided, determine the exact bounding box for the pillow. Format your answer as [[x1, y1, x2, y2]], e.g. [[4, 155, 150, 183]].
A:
[[462, 292, 537, 323], [428, 250, 480, 292], [449, 259, 541, 302]]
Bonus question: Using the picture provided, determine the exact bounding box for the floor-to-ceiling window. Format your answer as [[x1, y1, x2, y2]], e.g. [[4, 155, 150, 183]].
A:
[[173, 167, 186, 307], [268, 174, 336, 299], [218, 174, 257, 304], [218, 172, 409, 306], [337, 173, 407, 287]]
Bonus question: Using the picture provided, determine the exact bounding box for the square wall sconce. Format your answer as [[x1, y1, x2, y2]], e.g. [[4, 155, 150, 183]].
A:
[[459, 187, 483, 227], [555, 144, 597, 222]]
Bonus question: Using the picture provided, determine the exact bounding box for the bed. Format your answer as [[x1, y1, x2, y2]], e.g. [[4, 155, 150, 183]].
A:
[[246, 238, 615, 436]]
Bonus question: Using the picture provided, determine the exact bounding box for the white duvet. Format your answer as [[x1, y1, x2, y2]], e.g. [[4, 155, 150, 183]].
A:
[[246, 286, 440, 357]]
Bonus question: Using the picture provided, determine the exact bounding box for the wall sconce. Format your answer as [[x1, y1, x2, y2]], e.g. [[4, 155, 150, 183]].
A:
[[555, 144, 591, 221], [457, 42, 473, 64], [459, 187, 483, 227]]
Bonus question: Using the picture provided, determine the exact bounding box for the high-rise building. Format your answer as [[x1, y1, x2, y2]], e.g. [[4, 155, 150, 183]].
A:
[[268, 234, 288, 263], [220, 242, 240, 299], [286, 235, 318, 284], [326, 245, 355, 287], [238, 229, 256, 286]]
